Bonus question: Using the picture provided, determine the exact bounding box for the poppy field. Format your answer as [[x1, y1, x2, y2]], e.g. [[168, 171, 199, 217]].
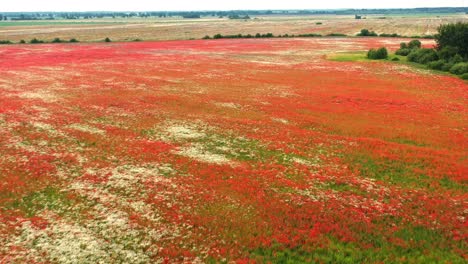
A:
[[0, 38, 466, 263]]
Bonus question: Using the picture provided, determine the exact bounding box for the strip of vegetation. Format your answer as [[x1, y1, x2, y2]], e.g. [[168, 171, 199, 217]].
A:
[[202, 33, 351, 40], [357, 28, 435, 39], [366, 22, 468, 80]]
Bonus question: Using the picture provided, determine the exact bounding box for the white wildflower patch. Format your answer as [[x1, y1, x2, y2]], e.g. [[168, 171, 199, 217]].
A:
[[214, 102, 241, 109], [19, 90, 58, 103], [165, 125, 205, 140], [271, 117, 289, 124], [15, 220, 112, 264], [176, 143, 233, 165], [68, 123, 105, 135], [106, 164, 173, 191]]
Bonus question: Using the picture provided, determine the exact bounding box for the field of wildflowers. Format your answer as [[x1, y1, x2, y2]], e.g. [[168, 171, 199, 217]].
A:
[[0, 38, 466, 263]]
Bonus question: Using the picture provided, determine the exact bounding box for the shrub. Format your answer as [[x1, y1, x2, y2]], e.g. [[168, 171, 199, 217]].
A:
[[427, 60, 445, 70], [69, 38, 79, 43], [20, 39, 26, 44], [449, 62, 468, 75], [391, 57, 400, 61], [437, 46, 459, 61], [449, 54, 463, 64], [395, 48, 411, 56], [407, 48, 438, 64], [400, 42, 408, 49], [316, 22, 322, 25], [104, 37, 111, 42], [408, 39, 422, 49], [0, 40, 12, 44], [357, 29, 377, 36], [30, 38, 44, 44], [327, 33, 346, 37], [441, 63, 454, 72], [460, 73, 468, 80], [52, 38, 63, 43], [367, 47, 388, 60], [379, 33, 400, 37]]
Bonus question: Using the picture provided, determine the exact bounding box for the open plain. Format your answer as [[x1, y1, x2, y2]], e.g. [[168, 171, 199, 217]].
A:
[[0, 37, 466, 262]]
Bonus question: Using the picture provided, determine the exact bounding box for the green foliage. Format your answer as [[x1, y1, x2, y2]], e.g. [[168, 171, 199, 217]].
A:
[[326, 33, 346, 37], [407, 48, 438, 64], [460, 73, 468, 80], [69, 38, 79, 43], [316, 22, 323, 25], [400, 42, 408, 49], [19, 39, 26, 44], [379, 33, 401, 37], [435, 22, 468, 58], [357, 29, 377, 36], [367, 47, 388, 60], [0, 40, 12, 44], [441, 62, 455, 72], [391, 57, 400, 61], [395, 48, 411, 56], [202, 35, 211, 39], [437, 46, 459, 61], [104, 37, 111, 42], [427, 60, 445, 70], [30, 38, 44, 44], [449, 62, 468, 75], [51, 37, 63, 43], [408, 39, 422, 49]]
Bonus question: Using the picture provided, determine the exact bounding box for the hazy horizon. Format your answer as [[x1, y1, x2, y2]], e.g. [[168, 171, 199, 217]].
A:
[[1, 0, 466, 12]]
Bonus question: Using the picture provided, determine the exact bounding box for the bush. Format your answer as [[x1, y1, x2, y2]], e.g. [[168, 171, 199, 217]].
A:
[[379, 33, 400, 38], [460, 73, 468, 80], [367, 47, 388, 60], [408, 39, 422, 49], [30, 38, 44, 44], [441, 63, 454, 72], [0, 40, 12, 44], [449, 54, 463, 64], [400, 42, 408, 49], [407, 48, 438, 64], [357, 29, 377, 36], [104, 37, 111, 42], [391, 57, 400, 61], [449, 62, 468, 75], [427, 60, 445, 70], [69, 38, 79, 43], [52, 38, 63, 43], [437, 46, 459, 61], [395, 48, 411, 56], [19, 40, 26, 44]]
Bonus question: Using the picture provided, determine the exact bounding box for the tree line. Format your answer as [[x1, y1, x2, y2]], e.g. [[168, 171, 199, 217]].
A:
[[366, 22, 468, 80]]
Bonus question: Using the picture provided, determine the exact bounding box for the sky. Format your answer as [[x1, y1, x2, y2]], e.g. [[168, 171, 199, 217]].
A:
[[1, 0, 466, 12]]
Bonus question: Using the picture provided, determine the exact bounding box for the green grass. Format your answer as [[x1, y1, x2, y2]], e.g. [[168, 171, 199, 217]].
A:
[[249, 233, 466, 264], [5, 186, 71, 217], [327, 51, 468, 81], [347, 153, 467, 192], [327, 52, 370, 62]]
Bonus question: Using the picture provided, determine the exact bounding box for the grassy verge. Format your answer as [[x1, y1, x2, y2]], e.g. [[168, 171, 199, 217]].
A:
[[327, 51, 466, 80]]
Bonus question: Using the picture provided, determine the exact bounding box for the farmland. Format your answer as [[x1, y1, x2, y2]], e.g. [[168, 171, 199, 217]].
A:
[[0, 13, 467, 42], [0, 37, 466, 262]]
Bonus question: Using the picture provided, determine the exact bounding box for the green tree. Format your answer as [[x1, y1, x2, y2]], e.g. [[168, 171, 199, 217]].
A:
[[435, 22, 468, 58]]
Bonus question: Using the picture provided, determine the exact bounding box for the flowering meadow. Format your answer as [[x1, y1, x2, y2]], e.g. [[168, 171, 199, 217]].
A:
[[0, 38, 466, 263]]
